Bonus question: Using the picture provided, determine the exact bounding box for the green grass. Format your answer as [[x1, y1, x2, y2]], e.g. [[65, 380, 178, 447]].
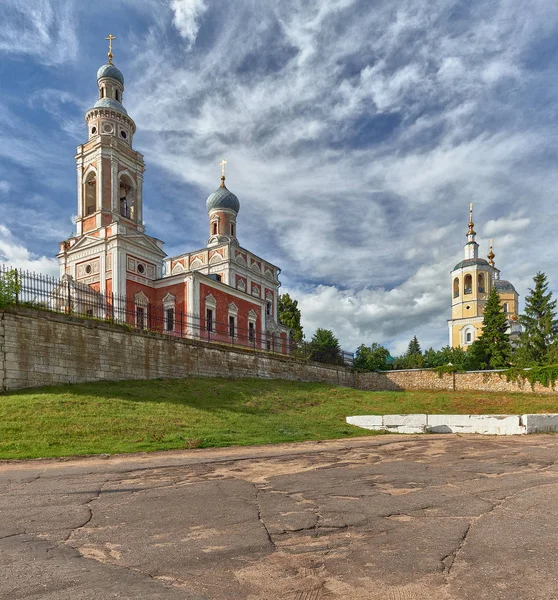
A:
[[1, 377, 557, 460]]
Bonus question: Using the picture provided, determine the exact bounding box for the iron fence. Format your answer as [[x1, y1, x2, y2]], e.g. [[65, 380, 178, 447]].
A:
[[0, 265, 353, 367]]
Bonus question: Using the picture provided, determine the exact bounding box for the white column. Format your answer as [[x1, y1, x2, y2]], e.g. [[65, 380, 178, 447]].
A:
[[97, 155, 103, 211], [137, 174, 143, 223], [76, 164, 83, 218], [112, 159, 118, 213]]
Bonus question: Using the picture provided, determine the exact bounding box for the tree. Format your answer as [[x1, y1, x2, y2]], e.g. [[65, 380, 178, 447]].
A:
[[407, 336, 421, 357], [392, 335, 423, 369], [308, 328, 343, 365], [422, 346, 467, 369], [278, 293, 303, 342], [478, 286, 511, 369], [464, 339, 489, 370], [0, 268, 20, 308], [353, 342, 390, 372], [516, 272, 558, 366]]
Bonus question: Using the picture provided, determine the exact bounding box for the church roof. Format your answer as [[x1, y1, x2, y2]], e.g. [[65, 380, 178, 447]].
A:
[[452, 258, 489, 271], [91, 98, 128, 115], [495, 279, 516, 293], [97, 63, 124, 85], [206, 183, 240, 214]]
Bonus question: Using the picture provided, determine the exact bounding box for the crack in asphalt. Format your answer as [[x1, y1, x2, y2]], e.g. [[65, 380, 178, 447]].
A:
[[254, 484, 277, 551], [64, 477, 110, 544], [442, 477, 558, 578]]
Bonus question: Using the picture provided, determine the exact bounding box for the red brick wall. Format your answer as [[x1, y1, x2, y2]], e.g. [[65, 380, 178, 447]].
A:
[[200, 282, 261, 347]]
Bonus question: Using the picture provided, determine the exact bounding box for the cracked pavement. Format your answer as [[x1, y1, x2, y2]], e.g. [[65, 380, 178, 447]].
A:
[[2, 435, 558, 599]]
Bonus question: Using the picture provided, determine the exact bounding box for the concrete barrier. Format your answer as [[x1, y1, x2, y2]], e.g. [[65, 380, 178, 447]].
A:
[[346, 414, 558, 435]]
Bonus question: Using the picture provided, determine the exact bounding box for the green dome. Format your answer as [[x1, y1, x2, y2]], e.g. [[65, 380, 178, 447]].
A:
[[206, 183, 240, 214], [452, 258, 489, 271], [97, 63, 124, 86], [495, 279, 516, 293]]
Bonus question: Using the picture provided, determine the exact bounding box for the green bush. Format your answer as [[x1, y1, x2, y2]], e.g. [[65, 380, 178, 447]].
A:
[[0, 269, 20, 308]]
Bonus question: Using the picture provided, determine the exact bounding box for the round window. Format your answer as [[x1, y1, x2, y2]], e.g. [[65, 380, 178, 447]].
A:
[[102, 123, 113, 134], [91, 126, 97, 135], [85, 264, 92, 274], [137, 264, 145, 274], [120, 130, 128, 139]]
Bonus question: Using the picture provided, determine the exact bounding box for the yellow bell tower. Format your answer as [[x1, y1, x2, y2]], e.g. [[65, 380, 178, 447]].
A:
[[448, 204, 495, 348], [448, 206, 521, 348]]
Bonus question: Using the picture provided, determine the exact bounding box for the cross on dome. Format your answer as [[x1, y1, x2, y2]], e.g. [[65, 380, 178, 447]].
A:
[[220, 159, 227, 187], [106, 33, 116, 64]]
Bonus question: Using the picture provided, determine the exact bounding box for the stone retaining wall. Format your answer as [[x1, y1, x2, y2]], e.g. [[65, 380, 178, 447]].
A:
[[356, 369, 558, 395], [0, 308, 354, 392], [1, 308, 557, 395]]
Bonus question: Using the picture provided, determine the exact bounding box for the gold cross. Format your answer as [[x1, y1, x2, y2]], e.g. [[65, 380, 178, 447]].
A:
[[106, 33, 116, 64], [220, 159, 227, 178]]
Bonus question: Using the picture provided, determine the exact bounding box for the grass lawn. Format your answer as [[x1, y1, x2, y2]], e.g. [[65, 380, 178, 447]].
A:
[[1, 377, 557, 460]]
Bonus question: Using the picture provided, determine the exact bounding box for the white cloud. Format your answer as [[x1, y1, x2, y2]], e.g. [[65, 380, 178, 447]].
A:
[[0, 181, 10, 194], [170, 0, 208, 47], [483, 215, 531, 237], [0, 225, 59, 275]]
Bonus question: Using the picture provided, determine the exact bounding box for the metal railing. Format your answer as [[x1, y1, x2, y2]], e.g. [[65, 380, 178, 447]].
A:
[[0, 265, 353, 367]]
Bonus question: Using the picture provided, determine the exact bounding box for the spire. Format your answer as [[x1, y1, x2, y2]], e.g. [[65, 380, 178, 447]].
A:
[[488, 238, 495, 267], [106, 33, 116, 65], [467, 202, 476, 237], [464, 203, 479, 260], [219, 159, 227, 188]]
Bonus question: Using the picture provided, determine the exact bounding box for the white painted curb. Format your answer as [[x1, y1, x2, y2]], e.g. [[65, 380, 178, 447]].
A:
[[346, 414, 558, 435]]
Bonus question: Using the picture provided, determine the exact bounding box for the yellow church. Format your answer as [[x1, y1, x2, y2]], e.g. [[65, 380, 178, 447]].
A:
[[449, 205, 520, 349]]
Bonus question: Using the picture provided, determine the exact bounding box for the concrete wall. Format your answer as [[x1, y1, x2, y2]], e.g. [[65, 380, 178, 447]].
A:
[[1, 308, 556, 394], [346, 414, 558, 435], [0, 308, 354, 392]]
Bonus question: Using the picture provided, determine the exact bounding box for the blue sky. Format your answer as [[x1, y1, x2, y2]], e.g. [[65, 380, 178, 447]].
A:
[[1, 0, 558, 354]]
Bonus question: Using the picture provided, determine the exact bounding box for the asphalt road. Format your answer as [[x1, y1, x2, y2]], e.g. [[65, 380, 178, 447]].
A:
[[2, 435, 558, 599]]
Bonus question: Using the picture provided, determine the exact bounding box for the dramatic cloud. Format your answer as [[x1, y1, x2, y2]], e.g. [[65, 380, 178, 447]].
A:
[[0, 0, 77, 65], [1, 0, 558, 353]]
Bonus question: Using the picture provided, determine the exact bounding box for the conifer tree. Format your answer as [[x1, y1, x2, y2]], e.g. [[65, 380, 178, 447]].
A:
[[478, 286, 511, 369], [516, 272, 558, 366], [278, 293, 303, 342], [406, 336, 422, 357]]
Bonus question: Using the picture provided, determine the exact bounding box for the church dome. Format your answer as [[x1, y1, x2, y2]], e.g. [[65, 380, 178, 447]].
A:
[[206, 182, 240, 214], [452, 258, 489, 271], [97, 63, 124, 86], [91, 98, 128, 115], [495, 279, 516, 293]]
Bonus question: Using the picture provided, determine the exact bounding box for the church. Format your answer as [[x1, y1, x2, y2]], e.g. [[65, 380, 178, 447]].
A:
[[448, 205, 521, 348], [57, 38, 291, 352]]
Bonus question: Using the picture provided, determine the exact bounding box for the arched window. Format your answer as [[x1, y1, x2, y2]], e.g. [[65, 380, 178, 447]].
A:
[[462, 326, 475, 346], [503, 302, 509, 313], [84, 171, 97, 216], [212, 222, 218, 236], [119, 175, 135, 220], [453, 277, 459, 298], [478, 273, 485, 293], [231, 223, 235, 236], [464, 274, 472, 294]]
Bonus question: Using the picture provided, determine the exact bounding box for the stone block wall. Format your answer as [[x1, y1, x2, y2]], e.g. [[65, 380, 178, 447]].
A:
[[1, 308, 557, 395], [0, 308, 354, 392], [356, 369, 558, 395]]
